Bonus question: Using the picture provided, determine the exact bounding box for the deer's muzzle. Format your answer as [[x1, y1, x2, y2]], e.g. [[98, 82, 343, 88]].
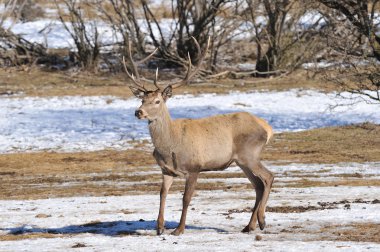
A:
[[135, 109, 143, 118]]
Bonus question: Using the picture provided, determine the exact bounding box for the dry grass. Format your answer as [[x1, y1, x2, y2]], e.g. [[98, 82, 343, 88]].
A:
[[228, 204, 337, 214], [284, 179, 380, 188], [0, 67, 129, 97], [268, 222, 380, 243], [263, 123, 380, 164], [320, 223, 380, 243], [0, 123, 379, 200], [0, 233, 63, 242], [0, 148, 156, 200], [0, 67, 332, 98]]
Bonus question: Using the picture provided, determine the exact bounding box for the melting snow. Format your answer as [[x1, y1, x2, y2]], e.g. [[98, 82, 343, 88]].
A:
[[1, 90, 379, 153], [0, 175, 379, 251]]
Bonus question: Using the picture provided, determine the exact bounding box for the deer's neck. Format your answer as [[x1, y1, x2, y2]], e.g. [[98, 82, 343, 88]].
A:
[[148, 105, 176, 154]]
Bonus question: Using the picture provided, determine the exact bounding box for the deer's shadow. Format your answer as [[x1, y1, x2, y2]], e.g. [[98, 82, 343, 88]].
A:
[[1, 220, 227, 236]]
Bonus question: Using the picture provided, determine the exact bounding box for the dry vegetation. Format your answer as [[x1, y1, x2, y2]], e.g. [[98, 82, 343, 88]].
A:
[[263, 123, 380, 164], [321, 223, 380, 243], [0, 67, 333, 97], [1, 0, 378, 102], [1, 123, 379, 200]]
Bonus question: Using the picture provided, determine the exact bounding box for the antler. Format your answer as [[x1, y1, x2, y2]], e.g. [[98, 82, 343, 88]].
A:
[[123, 37, 209, 94], [122, 41, 158, 92], [169, 36, 210, 89]]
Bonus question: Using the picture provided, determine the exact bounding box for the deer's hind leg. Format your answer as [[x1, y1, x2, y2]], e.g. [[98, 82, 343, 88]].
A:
[[236, 143, 274, 232], [238, 166, 264, 232], [256, 162, 274, 229]]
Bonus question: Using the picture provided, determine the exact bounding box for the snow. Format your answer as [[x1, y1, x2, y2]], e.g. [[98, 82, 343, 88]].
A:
[[4, 17, 179, 50], [1, 90, 379, 153], [302, 61, 338, 69], [298, 12, 326, 29], [5, 19, 117, 49], [1, 11, 327, 50], [0, 3, 377, 56], [1, 161, 380, 251]]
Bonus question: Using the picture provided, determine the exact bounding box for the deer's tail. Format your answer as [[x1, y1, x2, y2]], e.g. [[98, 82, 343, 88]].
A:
[[256, 117, 273, 144], [265, 125, 273, 144]]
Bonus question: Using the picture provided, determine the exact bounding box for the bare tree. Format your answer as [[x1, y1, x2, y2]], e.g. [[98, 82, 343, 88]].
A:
[[316, 0, 380, 103], [174, 0, 228, 61], [139, 0, 233, 70], [0, 0, 46, 66], [95, 0, 146, 57], [318, 0, 380, 61], [94, 0, 237, 72], [55, 0, 100, 71], [244, 0, 325, 76], [14, 0, 45, 22]]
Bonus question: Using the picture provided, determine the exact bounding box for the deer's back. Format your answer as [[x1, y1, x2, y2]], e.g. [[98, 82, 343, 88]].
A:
[[172, 112, 271, 170], [174, 112, 269, 140]]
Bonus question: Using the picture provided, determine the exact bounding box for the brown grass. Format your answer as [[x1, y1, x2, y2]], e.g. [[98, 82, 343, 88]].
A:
[[0, 123, 379, 200], [0, 233, 63, 242], [263, 123, 380, 164], [0, 68, 332, 98], [227, 204, 337, 214], [268, 222, 380, 243], [284, 179, 380, 188], [320, 223, 380, 243]]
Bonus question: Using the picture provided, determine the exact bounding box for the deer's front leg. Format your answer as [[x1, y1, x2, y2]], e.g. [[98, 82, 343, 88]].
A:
[[172, 172, 199, 236], [157, 174, 174, 235]]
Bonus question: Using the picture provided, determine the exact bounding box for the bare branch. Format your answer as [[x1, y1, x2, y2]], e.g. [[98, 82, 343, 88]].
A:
[[122, 44, 159, 92], [170, 36, 210, 89]]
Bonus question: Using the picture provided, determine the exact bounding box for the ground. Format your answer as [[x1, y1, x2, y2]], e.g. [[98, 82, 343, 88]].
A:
[[0, 123, 379, 200], [0, 67, 331, 97], [0, 68, 379, 251], [1, 162, 379, 251]]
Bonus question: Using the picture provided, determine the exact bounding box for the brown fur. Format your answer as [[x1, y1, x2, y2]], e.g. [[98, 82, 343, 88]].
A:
[[135, 89, 274, 235]]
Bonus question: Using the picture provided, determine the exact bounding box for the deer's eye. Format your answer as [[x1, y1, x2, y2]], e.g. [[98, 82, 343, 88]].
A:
[[155, 100, 160, 104]]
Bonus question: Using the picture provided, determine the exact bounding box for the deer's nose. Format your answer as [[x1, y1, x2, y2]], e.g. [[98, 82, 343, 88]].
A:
[[135, 109, 143, 118]]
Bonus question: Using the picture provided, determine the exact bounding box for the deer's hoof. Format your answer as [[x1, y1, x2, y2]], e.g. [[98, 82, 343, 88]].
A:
[[258, 219, 266, 230], [157, 228, 164, 235], [241, 225, 255, 233], [171, 228, 184, 236]]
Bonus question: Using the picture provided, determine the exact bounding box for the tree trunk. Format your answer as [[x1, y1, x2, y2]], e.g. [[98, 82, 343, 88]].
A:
[[255, 47, 278, 75]]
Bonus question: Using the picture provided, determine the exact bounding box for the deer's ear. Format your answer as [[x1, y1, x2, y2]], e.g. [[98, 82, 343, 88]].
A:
[[129, 86, 145, 99], [162, 85, 172, 101]]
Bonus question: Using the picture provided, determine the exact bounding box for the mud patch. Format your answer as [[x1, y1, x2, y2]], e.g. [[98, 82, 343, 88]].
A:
[[0, 233, 64, 241], [227, 204, 336, 214], [72, 243, 87, 248], [267, 205, 336, 213], [321, 223, 380, 243], [227, 199, 380, 214]]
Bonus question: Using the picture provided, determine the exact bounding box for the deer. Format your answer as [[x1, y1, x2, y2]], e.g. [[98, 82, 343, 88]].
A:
[[123, 37, 274, 236]]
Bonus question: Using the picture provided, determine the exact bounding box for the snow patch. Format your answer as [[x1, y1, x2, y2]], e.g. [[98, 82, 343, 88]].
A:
[[1, 90, 379, 153]]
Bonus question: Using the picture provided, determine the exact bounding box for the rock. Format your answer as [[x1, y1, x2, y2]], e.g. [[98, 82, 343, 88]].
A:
[[35, 213, 51, 218], [72, 243, 86, 248]]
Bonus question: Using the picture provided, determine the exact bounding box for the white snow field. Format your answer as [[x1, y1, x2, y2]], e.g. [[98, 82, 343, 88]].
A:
[[1, 90, 379, 153], [1, 162, 380, 251]]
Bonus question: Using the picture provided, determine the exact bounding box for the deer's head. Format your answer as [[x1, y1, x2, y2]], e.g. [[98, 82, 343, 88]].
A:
[[123, 37, 209, 121]]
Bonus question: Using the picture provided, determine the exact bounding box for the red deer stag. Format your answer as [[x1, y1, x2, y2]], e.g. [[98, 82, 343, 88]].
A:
[[123, 37, 274, 236]]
